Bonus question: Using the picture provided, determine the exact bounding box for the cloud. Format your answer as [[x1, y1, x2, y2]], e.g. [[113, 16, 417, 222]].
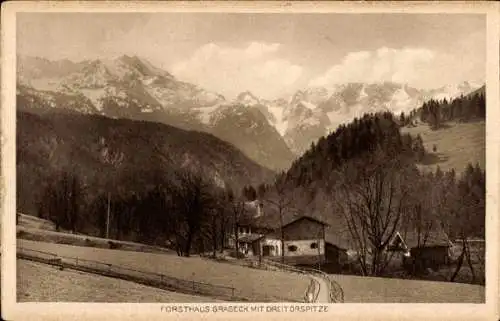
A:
[[308, 47, 436, 88], [171, 42, 303, 99]]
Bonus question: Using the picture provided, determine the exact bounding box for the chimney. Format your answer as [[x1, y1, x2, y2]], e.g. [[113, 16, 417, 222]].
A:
[[255, 201, 264, 218]]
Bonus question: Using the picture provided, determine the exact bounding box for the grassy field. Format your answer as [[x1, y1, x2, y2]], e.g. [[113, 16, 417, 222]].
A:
[[17, 213, 57, 230], [17, 213, 173, 255], [402, 121, 485, 173], [329, 273, 484, 303], [18, 259, 221, 302], [18, 239, 309, 302]]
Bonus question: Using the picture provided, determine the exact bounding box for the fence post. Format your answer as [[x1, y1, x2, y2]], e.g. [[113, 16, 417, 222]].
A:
[[232, 287, 235, 298], [192, 280, 195, 290]]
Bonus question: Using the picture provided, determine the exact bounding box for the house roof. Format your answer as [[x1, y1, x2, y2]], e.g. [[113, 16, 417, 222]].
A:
[[285, 215, 330, 228], [324, 228, 355, 251], [243, 200, 262, 213], [240, 209, 329, 231], [325, 227, 452, 252], [261, 215, 330, 240], [399, 228, 452, 248], [238, 233, 264, 243], [323, 222, 452, 251]]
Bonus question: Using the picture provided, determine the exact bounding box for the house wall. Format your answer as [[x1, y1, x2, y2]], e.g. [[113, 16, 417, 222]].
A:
[[325, 244, 348, 265], [284, 239, 325, 257], [254, 237, 282, 257], [238, 217, 329, 266], [410, 246, 450, 269], [239, 242, 253, 255], [252, 238, 326, 265]]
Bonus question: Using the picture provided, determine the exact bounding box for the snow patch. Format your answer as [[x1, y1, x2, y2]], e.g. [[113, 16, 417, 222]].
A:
[[275, 120, 288, 136], [80, 88, 106, 111], [141, 106, 154, 113], [303, 117, 320, 126], [267, 105, 284, 122], [236, 92, 260, 106], [193, 104, 222, 125], [300, 100, 317, 110], [101, 58, 131, 80], [29, 78, 63, 92]]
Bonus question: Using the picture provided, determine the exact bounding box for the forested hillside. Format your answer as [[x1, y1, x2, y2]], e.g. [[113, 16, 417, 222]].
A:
[[284, 111, 426, 187], [17, 111, 275, 253], [399, 85, 485, 129], [242, 110, 485, 279]]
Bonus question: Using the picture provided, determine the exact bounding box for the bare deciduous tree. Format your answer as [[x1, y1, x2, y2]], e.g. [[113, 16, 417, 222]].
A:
[[331, 154, 411, 276], [168, 169, 216, 257], [227, 189, 247, 258], [263, 175, 297, 264], [264, 176, 316, 264]]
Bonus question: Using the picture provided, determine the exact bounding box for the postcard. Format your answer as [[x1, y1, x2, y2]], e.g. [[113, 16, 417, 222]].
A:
[[1, 1, 499, 321]]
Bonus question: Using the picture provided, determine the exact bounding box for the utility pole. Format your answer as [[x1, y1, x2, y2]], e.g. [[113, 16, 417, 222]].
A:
[[317, 236, 322, 270], [106, 191, 111, 239], [279, 209, 285, 264]]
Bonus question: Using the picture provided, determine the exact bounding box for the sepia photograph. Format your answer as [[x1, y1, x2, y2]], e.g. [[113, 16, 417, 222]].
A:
[[1, 2, 499, 321]]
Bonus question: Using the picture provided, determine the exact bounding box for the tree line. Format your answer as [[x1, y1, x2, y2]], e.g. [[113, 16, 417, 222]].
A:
[[36, 167, 259, 257], [399, 91, 485, 129], [284, 112, 426, 187]]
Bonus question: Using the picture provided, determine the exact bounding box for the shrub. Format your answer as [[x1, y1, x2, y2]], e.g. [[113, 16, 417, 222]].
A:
[[85, 238, 97, 247], [108, 241, 121, 249], [228, 250, 246, 259]]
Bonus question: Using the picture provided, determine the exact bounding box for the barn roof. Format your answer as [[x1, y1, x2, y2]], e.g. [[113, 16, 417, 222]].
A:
[[241, 212, 329, 231]]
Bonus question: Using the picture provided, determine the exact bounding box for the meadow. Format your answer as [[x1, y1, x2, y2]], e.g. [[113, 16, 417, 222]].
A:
[[18, 260, 220, 302], [402, 121, 485, 173], [18, 239, 309, 302]]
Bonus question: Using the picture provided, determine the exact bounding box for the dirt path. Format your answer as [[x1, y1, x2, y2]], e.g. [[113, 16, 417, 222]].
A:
[[311, 275, 330, 303]]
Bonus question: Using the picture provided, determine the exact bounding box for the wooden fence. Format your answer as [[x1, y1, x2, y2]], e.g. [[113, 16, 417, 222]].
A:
[[17, 247, 240, 300]]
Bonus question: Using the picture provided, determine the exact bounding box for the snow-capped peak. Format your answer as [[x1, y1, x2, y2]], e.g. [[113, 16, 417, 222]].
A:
[[428, 80, 482, 101], [114, 55, 174, 79], [288, 87, 331, 107], [235, 91, 261, 106]]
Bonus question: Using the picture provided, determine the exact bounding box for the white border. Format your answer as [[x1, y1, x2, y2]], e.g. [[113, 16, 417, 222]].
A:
[[2, 2, 499, 321]]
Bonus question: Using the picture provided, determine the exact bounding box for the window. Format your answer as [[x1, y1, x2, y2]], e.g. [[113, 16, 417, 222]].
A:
[[287, 245, 298, 252], [310, 242, 318, 249]]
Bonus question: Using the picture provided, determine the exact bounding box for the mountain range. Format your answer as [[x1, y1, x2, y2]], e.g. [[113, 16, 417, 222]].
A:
[[17, 55, 483, 167]]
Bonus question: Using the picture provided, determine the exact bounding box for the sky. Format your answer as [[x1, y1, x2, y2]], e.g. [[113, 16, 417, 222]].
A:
[[17, 13, 485, 100]]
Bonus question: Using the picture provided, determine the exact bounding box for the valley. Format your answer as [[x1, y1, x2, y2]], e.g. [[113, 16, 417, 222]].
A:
[[15, 56, 486, 304], [8, 9, 492, 313]]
